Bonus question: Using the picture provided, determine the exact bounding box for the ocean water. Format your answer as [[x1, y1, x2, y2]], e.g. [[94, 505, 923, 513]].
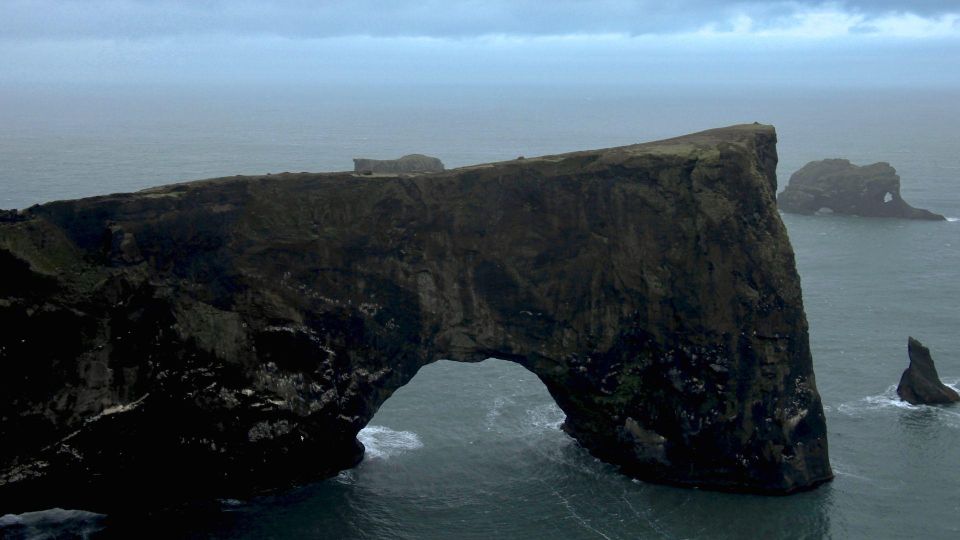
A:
[[1, 84, 959, 539]]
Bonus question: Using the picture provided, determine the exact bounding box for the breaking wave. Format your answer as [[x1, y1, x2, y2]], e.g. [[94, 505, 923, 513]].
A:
[[357, 425, 423, 460], [837, 380, 960, 423], [526, 403, 566, 431], [0, 508, 105, 539]]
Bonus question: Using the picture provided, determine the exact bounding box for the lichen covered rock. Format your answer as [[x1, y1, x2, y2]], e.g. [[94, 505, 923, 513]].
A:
[[0, 124, 832, 514]]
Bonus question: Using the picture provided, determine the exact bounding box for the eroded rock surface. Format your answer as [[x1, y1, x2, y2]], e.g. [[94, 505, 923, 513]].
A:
[[0, 124, 832, 514], [353, 154, 444, 174], [777, 159, 945, 220], [897, 337, 959, 405]]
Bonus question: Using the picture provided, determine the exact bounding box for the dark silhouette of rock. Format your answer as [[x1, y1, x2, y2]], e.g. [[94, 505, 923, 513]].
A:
[[777, 159, 945, 220], [353, 154, 444, 174], [0, 209, 25, 223], [0, 124, 832, 514], [897, 337, 959, 405]]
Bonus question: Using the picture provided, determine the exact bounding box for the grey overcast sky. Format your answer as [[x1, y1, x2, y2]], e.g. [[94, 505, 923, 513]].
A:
[[2, 1, 959, 86]]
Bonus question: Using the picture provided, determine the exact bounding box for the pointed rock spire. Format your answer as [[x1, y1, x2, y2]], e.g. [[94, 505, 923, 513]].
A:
[[897, 337, 959, 405]]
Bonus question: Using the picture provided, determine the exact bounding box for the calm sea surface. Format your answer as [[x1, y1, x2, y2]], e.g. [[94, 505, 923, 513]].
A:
[[1, 85, 958, 539]]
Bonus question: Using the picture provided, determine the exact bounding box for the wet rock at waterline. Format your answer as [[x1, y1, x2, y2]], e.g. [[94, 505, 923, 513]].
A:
[[0, 124, 832, 514], [897, 337, 959, 405], [777, 159, 945, 220]]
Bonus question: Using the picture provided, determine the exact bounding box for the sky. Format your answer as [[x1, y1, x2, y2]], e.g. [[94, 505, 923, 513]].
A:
[[2, 1, 960, 87]]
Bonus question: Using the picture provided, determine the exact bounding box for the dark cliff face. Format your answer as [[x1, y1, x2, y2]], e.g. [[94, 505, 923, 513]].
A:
[[777, 159, 945, 220], [0, 124, 832, 514]]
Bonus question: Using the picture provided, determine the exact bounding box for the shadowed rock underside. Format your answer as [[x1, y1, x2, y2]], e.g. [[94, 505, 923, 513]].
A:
[[777, 159, 945, 220], [0, 124, 832, 514]]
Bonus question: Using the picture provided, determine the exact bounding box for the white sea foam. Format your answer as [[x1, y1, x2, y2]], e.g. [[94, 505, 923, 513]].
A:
[[334, 470, 357, 485], [837, 381, 960, 422], [947, 217, 959, 222], [0, 508, 104, 538], [526, 403, 566, 431], [838, 385, 922, 416], [357, 425, 423, 460]]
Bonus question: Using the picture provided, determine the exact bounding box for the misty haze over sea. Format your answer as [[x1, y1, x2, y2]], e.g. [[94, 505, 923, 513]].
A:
[[3, 0, 960, 537], [1, 83, 959, 538]]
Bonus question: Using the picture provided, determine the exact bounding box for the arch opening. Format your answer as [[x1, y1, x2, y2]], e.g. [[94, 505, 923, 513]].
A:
[[355, 358, 570, 465]]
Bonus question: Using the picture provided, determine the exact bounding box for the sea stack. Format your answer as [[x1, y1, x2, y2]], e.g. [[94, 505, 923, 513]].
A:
[[0, 124, 832, 514], [897, 337, 959, 405], [353, 154, 445, 174], [777, 159, 945, 220]]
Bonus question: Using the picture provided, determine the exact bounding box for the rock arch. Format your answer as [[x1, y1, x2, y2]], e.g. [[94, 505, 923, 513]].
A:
[[0, 125, 832, 514], [357, 358, 564, 461]]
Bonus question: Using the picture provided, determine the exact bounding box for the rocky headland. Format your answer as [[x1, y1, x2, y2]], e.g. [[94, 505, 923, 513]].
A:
[[0, 124, 832, 514], [353, 154, 445, 174], [897, 337, 959, 405], [777, 159, 945, 220]]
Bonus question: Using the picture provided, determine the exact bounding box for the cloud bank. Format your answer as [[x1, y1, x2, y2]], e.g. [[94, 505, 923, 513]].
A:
[[2, 1, 959, 40], [2, 1, 959, 87]]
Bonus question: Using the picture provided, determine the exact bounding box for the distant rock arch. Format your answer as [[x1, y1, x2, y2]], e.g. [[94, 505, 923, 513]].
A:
[[778, 159, 945, 220]]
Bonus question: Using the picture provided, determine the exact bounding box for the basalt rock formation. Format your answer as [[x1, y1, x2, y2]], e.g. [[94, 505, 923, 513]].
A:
[[0, 124, 832, 514], [897, 337, 959, 405], [353, 154, 444, 174], [777, 159, 945, 220]]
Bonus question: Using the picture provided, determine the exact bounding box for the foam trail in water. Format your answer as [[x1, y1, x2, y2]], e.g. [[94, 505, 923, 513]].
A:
[[357, 425, 423, 460], [837, 380, 960, 425], [545, 484, 613, 540], [947, 217, 958, 222], [830, 462, 876, 484], [484, 396, 514, 430], [838, 385, 920, 415]]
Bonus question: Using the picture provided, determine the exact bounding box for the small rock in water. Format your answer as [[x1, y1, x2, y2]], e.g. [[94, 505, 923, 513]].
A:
[[896, 337, 959, 405]]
